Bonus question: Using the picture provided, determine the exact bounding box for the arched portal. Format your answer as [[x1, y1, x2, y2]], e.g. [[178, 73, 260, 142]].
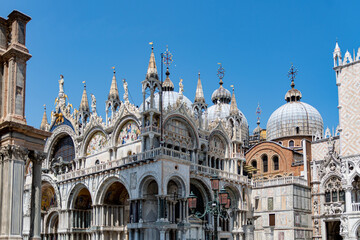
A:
[[71, 187, 92, 239], [189, 179, 213, 240], [45, 211, 59, 240], [99, 181, 130, 239], [140, 178, 159, 239]]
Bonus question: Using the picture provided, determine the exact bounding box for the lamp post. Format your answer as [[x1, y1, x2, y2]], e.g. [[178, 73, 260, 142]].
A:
[[188, 175, 230, 240]]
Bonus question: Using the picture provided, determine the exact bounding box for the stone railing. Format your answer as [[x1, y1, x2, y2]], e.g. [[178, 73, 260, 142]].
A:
[[190, 164, 251, 185], [58, 148, 190, 181], [253, 176, 308, 188], [352, 203, 360, 212], [141, 126, 160, 133]]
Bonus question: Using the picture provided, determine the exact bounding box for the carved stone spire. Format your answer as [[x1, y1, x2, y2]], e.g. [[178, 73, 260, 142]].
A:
[[146, 43, 158, 79], [40, 104, 48, 130], [230, 86, 239, 115], [108, 67, 120, 101], [79, 81, 89, 112], [194, 72, 205, 103]]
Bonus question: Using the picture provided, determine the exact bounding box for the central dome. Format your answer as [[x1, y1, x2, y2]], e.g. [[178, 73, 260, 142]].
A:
[[266, 74, 323, 140], [266, 101, 323, 140]]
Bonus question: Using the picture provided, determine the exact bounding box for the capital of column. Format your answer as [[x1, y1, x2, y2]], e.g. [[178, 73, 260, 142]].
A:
[[0, 145, 29, 162], [28, 150, 47, 164]]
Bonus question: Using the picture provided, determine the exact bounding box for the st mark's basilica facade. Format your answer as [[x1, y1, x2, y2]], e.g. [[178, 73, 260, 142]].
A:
[[1, 10, 360, 240]]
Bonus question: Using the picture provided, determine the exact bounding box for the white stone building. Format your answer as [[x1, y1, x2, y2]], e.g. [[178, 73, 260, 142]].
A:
[[21, 46, 252, 240]]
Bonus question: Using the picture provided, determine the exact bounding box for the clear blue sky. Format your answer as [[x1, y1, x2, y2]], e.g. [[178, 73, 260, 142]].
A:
[[2, 0, 359, 133]]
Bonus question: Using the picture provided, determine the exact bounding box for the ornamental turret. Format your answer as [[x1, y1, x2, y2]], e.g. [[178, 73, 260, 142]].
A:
[[78, 81, 90, 124], [40, 105, 49, 131], [106, 67, 121, 123], [192, 72, 207, 129], [141, 43, 162, 151]]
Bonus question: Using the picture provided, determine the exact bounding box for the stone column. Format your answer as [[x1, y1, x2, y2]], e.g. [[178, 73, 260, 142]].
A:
[[159, 230, 166, 240], [29, 151, 44, 240], [345, 187, 352, 213], [0, 145, 28, 240]]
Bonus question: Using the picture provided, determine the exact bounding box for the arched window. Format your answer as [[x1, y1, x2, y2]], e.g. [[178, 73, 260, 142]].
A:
[[289, 140, 294, 148], [273, 156, 279, 171], [52, 135, 75, 162], [251, 160, 257, 169], [262, 155, 268, 173], [324, 177, 345, 203], [296, 127, 300, 134], [352, 176, 360, 203], [251, 160, 257, 174]]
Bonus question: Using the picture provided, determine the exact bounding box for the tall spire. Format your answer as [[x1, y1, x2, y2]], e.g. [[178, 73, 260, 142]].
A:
[[334, 39, 341, 52], [230, 85, 239, 115], [146, 42, 158, 79], [108, 67, 120, 101], [79, 81, 89, 112], [40, 104, 48, 130], [194, 72, 205, 103]]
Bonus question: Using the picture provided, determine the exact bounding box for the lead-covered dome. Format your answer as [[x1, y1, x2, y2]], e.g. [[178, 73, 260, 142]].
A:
[[266, 74, 323, 140]]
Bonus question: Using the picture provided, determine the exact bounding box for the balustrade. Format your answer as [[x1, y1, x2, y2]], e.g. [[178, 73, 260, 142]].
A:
[[190, 163, 251, 185], [352, 202, 360, 212], [72, 209, 92, 229], [253, 176, 308, 188]]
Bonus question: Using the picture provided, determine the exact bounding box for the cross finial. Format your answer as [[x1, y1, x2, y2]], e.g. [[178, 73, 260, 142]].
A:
[[163, 45, 173, 68], [217, 63, 225, 85], [256, 102, 261, 125], [82, 81, 86, 88], [288, 63, 298, 88], [43, 104, 46, 111], [112, 66, 116, 74], [149, 41, 154, 50]]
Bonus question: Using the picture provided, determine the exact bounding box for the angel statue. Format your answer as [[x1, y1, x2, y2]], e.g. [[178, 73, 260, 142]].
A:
[[179, 79, 184, 95], [59, 75, 64, 93], [123, 79, 129, 103], [90, 94, 97, 114]]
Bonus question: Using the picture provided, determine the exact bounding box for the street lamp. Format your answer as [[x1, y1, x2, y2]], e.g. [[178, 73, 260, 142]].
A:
[[188, 175, 230, 240]]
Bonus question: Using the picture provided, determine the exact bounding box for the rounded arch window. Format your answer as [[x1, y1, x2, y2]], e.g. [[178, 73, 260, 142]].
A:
[[262, 155, 268, 173], [289, 140, 294, 148], [251, 160, 257, 169], [52, 135, 75, 162], [272, 155, 279, 171]]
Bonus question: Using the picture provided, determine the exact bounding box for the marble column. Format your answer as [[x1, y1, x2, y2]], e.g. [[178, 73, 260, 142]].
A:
[[345, 187, 352, 213], [0, 146, 29, 239], [29, 152, 43, 239], [159, 230, 166, 240]]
